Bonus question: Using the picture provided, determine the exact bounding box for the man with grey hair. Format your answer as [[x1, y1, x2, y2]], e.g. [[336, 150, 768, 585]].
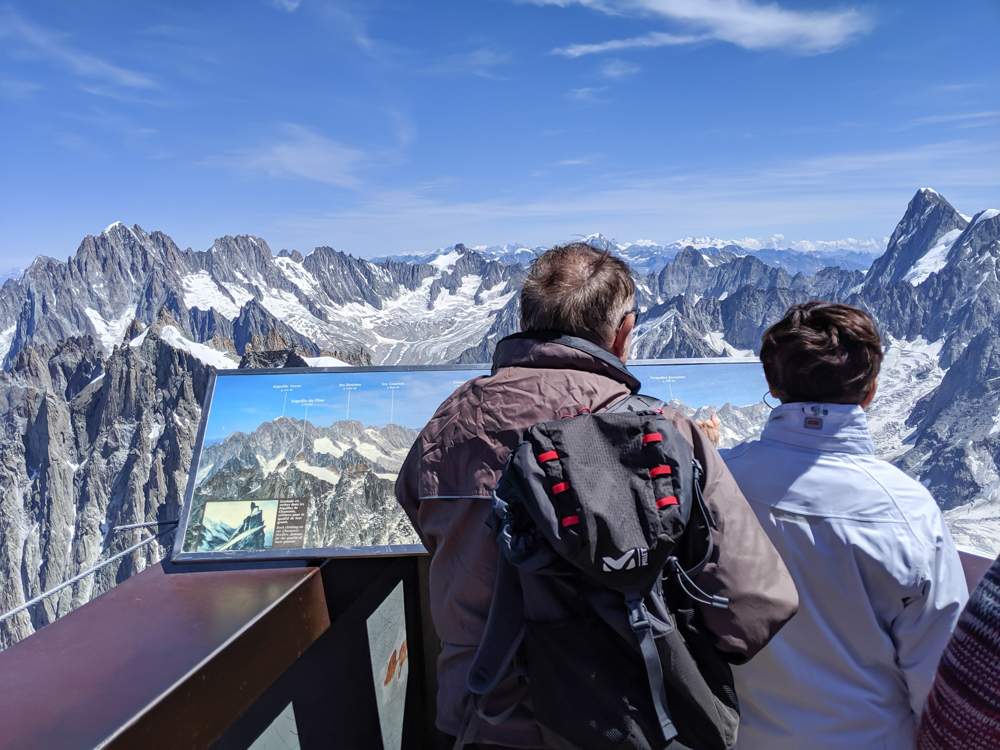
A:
[[396, 243, 798, 749]]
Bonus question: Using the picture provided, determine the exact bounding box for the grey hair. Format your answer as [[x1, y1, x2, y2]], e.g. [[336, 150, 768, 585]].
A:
[[520, 243, 635, 347]]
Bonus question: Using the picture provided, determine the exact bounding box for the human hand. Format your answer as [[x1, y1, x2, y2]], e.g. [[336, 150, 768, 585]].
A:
[[695, 413, 721, 448]]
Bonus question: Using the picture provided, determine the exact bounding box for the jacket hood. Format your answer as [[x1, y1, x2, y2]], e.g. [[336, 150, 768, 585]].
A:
[[492, 331, 641, 393], [761, 402, 875, 455]]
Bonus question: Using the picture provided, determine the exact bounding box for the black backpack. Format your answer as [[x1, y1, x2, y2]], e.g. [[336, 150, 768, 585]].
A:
[[459, 395, 740, 750]]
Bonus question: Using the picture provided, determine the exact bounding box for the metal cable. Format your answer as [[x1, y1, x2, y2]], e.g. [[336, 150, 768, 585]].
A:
[[112, 519, 179, 532], [0, 527, 176, 625]]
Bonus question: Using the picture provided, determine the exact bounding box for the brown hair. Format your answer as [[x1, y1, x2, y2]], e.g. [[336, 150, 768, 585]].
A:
[[521, 243, 635, 347], [760, 301, 883, 405]]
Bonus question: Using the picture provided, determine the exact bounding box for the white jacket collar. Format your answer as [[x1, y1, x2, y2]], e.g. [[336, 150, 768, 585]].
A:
[[761, 402, 875, 455]]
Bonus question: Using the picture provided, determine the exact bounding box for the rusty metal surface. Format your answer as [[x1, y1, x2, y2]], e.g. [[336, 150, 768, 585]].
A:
[[0, 561, 329, 750]]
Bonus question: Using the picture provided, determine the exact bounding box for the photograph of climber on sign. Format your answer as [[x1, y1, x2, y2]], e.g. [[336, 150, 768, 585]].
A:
[[196, 500, 279, 552]]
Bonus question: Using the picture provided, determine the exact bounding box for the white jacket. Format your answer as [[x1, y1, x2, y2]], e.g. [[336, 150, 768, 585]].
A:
[[723, 402, 968, 750]]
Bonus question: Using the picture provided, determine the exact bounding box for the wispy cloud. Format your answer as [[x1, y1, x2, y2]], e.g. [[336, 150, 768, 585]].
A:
[[541, 0, 874, 56], [568, 86, 608, 103], [929, 83, 987, 94], [270, 0, 301, 11], [422, 47, 512, 78], [601, 58, 641, 77], [556, 158, 591, 166], [741, 140, 999, 189], [205, 125, 365, 187], [316, 3, 388, 58], [0, 6, 157, 91], [908, 111, 1000, 128], [555, 31, 704, 57]]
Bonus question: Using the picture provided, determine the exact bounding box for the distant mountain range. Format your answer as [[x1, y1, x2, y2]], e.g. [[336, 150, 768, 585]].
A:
[[0, 268, 25, 283], [379, 234, 885, 277], [1, 188, 998, 651]]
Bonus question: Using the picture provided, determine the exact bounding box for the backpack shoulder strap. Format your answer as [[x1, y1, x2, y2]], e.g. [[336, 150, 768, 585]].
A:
[[626, 593, 680, 745]]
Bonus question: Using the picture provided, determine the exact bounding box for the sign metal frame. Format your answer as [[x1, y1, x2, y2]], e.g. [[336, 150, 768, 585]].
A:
[[171, 358, 762, 563]]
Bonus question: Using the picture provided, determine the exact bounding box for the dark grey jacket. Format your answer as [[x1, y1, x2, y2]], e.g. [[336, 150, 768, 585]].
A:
[[396, 333, 799, 748]]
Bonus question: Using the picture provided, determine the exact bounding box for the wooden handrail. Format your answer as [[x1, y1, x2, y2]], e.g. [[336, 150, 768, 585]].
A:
[[0, 560, 329, 750]]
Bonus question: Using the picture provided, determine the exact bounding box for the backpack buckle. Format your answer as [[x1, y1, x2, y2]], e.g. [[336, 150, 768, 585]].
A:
[[626, 599, 651, 632]]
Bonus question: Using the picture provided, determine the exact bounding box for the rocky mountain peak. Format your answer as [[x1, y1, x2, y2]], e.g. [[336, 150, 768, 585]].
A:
[[123, 318, 144, 343], [148, 306, 187, 339], [207, 235, 274, 276], [865, 188, 969, 288], [232, 299, 320, 357], [584, 233, 615, 251], [318, 347, 374, 367], [238, 332, 311, 369], [248, 328, 292, 352], [206, 333, 239, 358]]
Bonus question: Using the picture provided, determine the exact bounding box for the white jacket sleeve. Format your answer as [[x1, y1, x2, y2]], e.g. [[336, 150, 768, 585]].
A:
[[890, 510, 968, 717]]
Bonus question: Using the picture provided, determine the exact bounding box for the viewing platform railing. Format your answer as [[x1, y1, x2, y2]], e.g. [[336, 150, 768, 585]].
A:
[[0, 546, 995, 749]]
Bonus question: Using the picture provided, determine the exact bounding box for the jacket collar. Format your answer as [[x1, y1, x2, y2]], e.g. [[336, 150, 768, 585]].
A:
[[492, 331, 641, 393], [761, 402, 875, 455]]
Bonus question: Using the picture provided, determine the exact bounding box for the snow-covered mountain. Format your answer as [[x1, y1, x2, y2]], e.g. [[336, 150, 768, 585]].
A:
[[386, 234, 884, 277], [2, 187, 999, 652], [0, 267, 25, 283], [379, 242, 544, 268], [0, 227, 525, 368]]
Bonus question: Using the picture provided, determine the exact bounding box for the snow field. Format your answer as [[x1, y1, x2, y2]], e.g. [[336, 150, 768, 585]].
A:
[[294, 461, 341, 486], [866, 337, 945, 460], [274, 256, 321, 296], [304, 356, 352, 367], [182, 272, 242, 319], [902, 229, 964, 286], [85, 306, 138, 353], [160, 325, 240, 369], [701, 331, 754, 357], [0, 324, 15, 362], [313, 437, 344, 457]]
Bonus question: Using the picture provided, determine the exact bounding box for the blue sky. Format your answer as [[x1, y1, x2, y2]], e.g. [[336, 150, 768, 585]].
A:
[[1, 0, 998, 269], [204, 369, 486, 440], [203, 361, 765, 441]]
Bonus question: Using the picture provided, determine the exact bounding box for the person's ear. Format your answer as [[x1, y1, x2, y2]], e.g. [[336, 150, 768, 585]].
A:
[[860, 378, 878, 409], [612, 316, 634, 364]]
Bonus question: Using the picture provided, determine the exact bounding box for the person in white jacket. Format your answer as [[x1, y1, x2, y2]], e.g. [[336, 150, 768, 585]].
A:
[[724, 301, 968, 750]]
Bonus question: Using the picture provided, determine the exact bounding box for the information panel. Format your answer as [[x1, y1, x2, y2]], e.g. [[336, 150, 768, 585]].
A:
[[171, 359, 768, 562]]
